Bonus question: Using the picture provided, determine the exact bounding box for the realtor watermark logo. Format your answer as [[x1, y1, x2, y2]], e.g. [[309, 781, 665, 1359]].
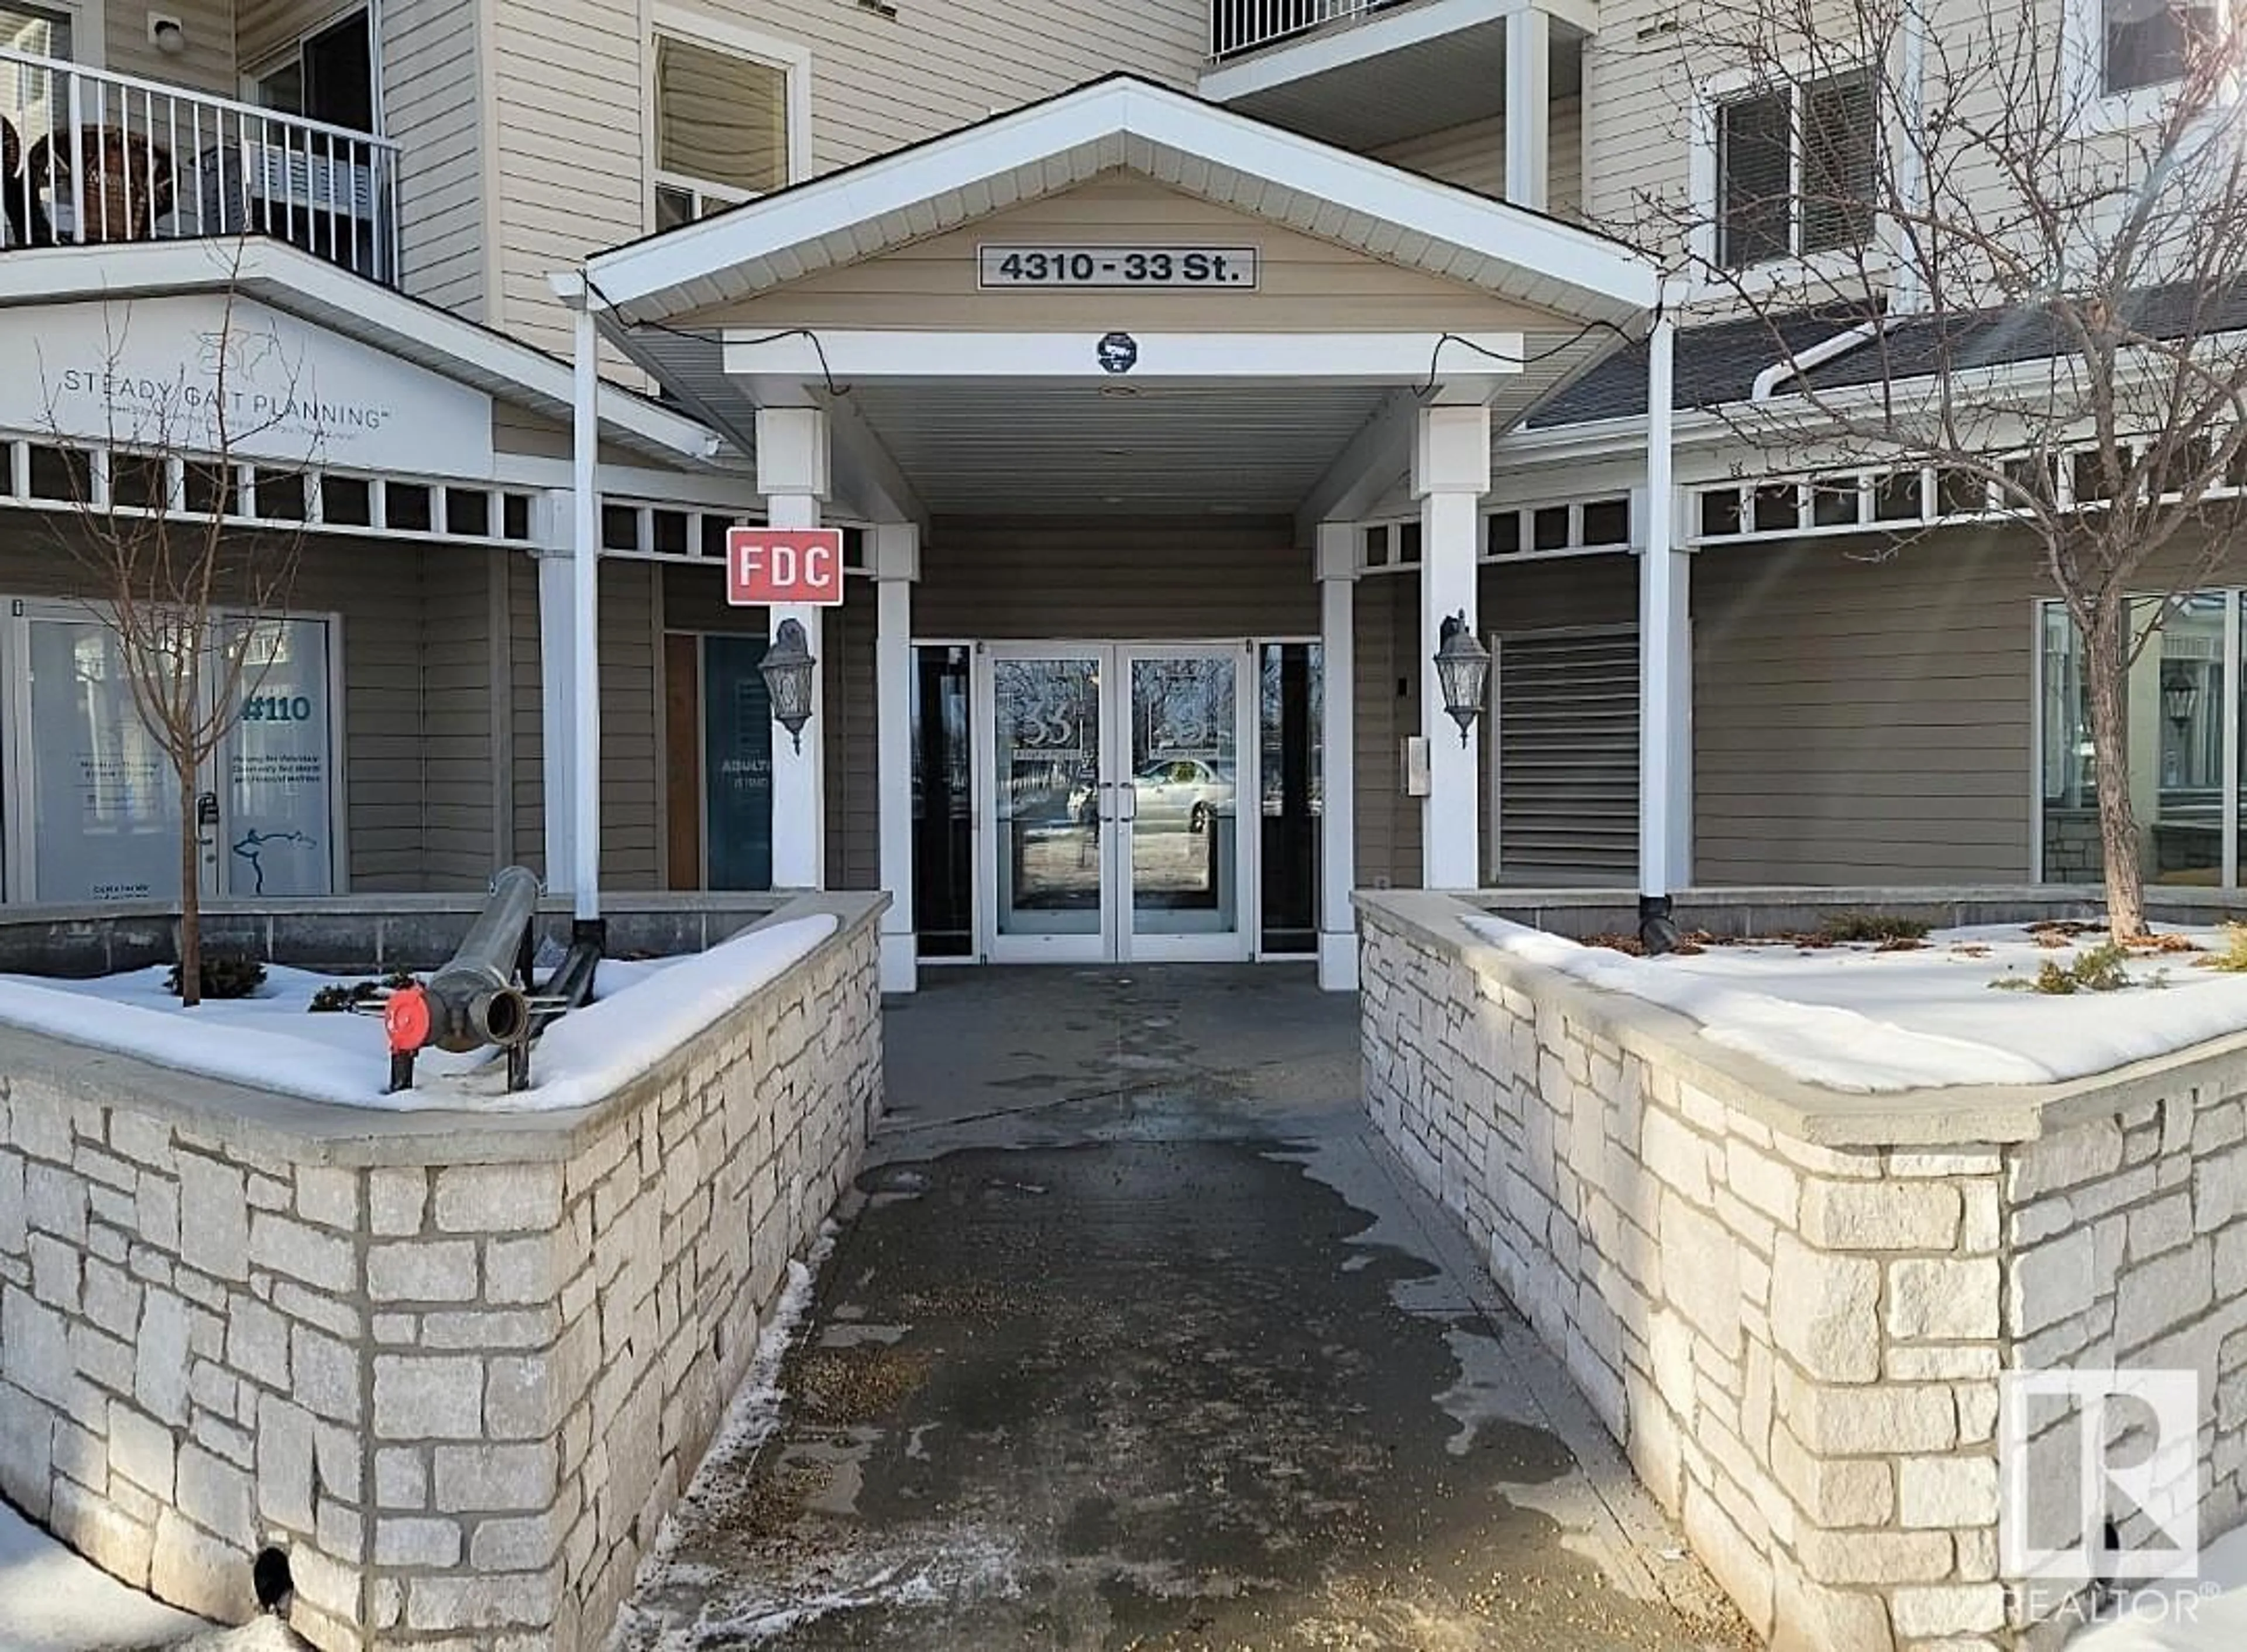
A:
[[2000, 1369, 2201, 1600]]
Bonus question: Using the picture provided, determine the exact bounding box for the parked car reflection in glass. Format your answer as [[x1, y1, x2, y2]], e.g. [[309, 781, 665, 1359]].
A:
[[1071, 759, 1236, 832]]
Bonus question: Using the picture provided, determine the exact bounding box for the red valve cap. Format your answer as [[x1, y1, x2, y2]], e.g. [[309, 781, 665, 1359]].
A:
[[385, 984, 432, 1055]]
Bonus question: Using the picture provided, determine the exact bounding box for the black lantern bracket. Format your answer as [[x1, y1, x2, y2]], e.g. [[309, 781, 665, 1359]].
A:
[[761, 617, 819, 753]]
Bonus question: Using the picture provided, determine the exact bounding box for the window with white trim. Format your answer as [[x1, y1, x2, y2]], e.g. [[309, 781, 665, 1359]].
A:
[[652, 30, 792, 229], [1716, 70, 1875, 269], [2102, 0, 2218, 92]]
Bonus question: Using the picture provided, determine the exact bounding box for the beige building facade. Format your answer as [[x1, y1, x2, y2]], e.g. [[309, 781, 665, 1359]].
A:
[[0, 0, 2232, 992]]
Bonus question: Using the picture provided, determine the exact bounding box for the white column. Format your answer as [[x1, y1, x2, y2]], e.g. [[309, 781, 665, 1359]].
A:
[[1638, 308, 1692, 905], [758, 406, 830, 890], [874, 521, 919, 993], [535, 533, 574, 894], [1506, 5, 1550, 214], [1416, 405, 1492, 891], [1316, 523, 1360, 991], [569, 305, 602, 921]]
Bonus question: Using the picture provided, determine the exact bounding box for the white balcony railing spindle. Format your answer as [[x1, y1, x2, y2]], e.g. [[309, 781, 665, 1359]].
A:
[[1211, 0, 1406, 60], [0, 44, 401, 286]]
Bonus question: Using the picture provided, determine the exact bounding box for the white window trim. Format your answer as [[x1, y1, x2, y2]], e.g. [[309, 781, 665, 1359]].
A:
[[1688, 60, 1886, 299], [4, 0, 103, 67], [646, 6, 810, 232], [2060, 0, 2242, 134]]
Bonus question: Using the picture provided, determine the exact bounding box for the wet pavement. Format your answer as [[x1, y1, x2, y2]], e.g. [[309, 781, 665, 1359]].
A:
[[613, 967, 1750, 1651]]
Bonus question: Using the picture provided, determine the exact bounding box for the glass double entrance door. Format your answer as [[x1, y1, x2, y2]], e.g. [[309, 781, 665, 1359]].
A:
[[980, 643, 1253, 962]]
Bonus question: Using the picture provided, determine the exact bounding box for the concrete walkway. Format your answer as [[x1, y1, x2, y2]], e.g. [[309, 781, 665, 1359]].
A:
[[615, 966, 1750, 1651]]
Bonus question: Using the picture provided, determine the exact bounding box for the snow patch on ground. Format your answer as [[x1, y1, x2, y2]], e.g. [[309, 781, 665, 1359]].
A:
[[0, 1495, 205, 1652], [0, 915, 835, 1113], [1466, 916, 2247, 1092], [2066, 1524, 2247, 1650]]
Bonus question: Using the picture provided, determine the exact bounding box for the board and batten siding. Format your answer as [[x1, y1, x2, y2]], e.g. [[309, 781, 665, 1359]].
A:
[[691, 173, 1571, 336], [0, 521, 500, 892], [382, 0, 487, 318], [1373, 97, 1585, 219]]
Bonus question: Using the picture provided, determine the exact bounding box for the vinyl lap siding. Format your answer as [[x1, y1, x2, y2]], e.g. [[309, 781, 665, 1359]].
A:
[[101, 0, 233, 93], [915, 517, 1315, 639], [418, 547, 503, 888], [383, 0, 487, 317], [599, 558, 662, 891], [1373, 97, 1584, 218], [1579, 2, 1695, 254], [1692, 533, 2039, 885]]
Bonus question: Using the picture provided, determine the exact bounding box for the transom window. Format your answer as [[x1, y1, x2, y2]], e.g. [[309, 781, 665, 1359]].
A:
[[1716, 71, 1875, 269], [653, 32, 791, 231], [2104, 0, 2218, 92]]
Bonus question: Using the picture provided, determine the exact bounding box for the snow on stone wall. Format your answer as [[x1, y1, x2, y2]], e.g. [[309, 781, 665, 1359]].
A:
[[1358, 890, 2247, 1652], [0, 895, 884, 1651]]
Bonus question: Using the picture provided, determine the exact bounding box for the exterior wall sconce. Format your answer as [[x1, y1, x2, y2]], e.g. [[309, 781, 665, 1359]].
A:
[[1434, 612, 1490, 746], [2162, 666, 2200, 731], [760, 619, 817, 751], [149, 14, 187, 55]]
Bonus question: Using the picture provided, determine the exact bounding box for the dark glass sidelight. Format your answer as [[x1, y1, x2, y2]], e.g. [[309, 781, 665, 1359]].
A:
[[912, 646, 975, 957], [1259, 643, 1322, 955]]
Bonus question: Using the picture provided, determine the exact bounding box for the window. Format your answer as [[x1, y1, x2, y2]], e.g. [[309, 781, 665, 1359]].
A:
[[652, 31, 792, 230], [2, 2, 74, 159], [252, 9, 374, 133], [2104, 0, 2218, 92], [1716, 71, 1875, 268]]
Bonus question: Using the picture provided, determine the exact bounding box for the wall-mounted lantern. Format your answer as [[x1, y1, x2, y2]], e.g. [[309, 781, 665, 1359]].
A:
[[1434, 612, 1491, 746], [760, 618, 817, 752], [2162, 665, 2200, 732]]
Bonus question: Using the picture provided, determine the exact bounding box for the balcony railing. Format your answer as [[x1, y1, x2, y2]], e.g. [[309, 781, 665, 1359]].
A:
[[1, 47, 400, 286], [1210, 0, 1420, 60]]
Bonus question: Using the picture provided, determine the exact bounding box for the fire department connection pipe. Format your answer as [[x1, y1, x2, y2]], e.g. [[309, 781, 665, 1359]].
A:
[[422, 865, 540, 1053]]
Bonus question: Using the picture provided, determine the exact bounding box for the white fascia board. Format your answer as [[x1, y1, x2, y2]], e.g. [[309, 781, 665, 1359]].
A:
[[587, 77, 1658, 324], [1296, 387, 1419, 539], [0, 240, 719, 466], [1200, 0, 1599, 105], [724, 328, 1521, 383]]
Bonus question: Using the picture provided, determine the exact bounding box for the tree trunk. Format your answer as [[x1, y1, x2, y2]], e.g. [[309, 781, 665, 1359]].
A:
[[2083, 599, 2149, 941], [177, 768, 203, 1008]]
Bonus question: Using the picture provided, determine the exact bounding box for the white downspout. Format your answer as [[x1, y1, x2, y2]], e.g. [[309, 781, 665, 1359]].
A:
[[1750, 320, 1883, 402]]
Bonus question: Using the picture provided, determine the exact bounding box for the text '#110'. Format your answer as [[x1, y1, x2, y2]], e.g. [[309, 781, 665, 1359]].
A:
[[977, 246, 1260, 290]]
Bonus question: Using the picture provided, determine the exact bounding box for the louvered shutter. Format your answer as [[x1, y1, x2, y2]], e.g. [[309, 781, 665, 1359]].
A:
[[1719, 91, 1792, 268], [1802, 71, 1875, 254], [1496, 629, 1643, 880]]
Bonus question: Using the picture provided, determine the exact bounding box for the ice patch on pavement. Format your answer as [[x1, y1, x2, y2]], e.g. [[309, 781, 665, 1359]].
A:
[[1432, 1325, 1546, 1456]]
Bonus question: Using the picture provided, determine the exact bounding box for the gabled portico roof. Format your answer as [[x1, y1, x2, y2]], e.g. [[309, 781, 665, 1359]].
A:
[[583, 74, 1660, 332]]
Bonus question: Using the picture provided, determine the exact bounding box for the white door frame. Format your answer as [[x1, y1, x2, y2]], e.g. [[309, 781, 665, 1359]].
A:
[[974, 638, 1256, 965]]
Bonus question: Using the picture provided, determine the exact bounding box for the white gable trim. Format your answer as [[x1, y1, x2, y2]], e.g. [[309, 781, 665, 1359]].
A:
[[0, 239, 720, 467], [582, 77, 1660, 329]]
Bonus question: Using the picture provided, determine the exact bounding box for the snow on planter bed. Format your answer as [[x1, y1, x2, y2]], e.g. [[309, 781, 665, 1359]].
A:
[[0, 913, 837, 1113], [1465, 916, 2247, 1093]]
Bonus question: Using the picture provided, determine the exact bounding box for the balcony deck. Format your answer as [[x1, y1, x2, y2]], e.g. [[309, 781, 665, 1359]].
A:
[[1, 47, 399, 287]]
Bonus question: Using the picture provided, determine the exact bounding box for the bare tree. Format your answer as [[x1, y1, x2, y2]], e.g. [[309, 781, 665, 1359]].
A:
[[1637, 0, 2247, 937], [36, 257, 314, 1003]]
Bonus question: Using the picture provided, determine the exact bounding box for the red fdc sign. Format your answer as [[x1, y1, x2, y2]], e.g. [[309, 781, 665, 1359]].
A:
[[726, 527, 846, 606]]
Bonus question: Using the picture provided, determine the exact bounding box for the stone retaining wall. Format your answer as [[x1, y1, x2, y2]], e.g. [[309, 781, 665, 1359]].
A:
[[0, 894, 884, 1651], [1359, 890, 2247, 1652]]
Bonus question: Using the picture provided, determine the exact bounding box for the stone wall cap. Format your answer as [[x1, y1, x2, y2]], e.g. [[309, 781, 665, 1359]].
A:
[[1356, 888, 2247, 1149], [0, 891, 887, 1167]]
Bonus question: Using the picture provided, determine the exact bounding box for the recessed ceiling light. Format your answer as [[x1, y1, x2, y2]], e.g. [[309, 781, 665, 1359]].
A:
[[1102, 495, 1126, 504], [1098, 384, 1142, 399]]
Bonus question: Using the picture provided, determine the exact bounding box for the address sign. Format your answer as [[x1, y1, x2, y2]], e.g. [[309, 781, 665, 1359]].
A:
[[978, 245, 1259, 290]]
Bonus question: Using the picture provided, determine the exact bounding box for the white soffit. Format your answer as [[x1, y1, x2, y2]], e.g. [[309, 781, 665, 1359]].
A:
[[582, 75, 1659, 332]]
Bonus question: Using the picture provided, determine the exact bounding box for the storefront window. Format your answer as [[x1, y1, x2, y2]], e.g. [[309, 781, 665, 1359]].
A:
[[2039, 593, 2232, 886], [912, 646, 974, 957], [1259, 643, 1321, 955]]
